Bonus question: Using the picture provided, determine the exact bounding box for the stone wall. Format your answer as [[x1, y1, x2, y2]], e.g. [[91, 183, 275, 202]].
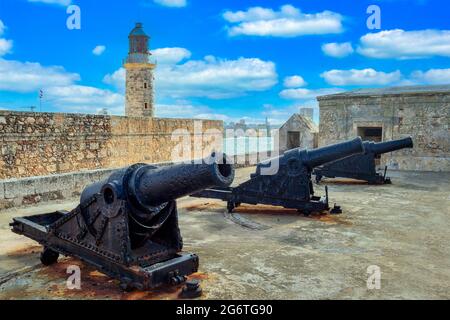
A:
[[0, 111, 223, 180], [318, 91, 450, 171]]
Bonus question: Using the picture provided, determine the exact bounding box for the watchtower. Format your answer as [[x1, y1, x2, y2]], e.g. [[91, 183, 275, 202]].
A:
[[124, 23, 155, 117]]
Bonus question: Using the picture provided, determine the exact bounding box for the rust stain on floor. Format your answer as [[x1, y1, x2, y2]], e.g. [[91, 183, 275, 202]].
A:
[[235, 204, 352, 224], [186, 201, 353, 226], [312, 214, 353, 226], [5, 244, 42, 257], [184, 201, 224, 212], [234, 204, 299, 215], [318, 179, 368, 185], [34, 258, 210, 300]]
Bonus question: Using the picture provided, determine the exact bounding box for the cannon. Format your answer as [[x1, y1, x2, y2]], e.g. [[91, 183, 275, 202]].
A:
[[10, 153, 234, 291], [313, 137, 413, 185], [191, 138, 364, 215]]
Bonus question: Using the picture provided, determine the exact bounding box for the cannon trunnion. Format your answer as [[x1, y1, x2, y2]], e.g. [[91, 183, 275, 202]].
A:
[[10, 153, 234, 291], [313, 137, 413, 185], [192, 138, 364, 215]]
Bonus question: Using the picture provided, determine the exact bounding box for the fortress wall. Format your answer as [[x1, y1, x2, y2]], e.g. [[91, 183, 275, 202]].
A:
[[318, 93, 450, 171], [0, 111, 223, 180]]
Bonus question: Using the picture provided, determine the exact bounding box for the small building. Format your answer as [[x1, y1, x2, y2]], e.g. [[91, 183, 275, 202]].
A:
[[277, 114, 318, 153], [317, 85, 450, 172]]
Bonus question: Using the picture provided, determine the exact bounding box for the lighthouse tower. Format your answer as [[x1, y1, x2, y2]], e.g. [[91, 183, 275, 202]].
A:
[[124, 23, 155, 117]]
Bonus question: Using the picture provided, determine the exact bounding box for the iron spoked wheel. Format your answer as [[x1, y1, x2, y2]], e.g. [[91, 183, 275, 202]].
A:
[[40, 247, 59, 266]]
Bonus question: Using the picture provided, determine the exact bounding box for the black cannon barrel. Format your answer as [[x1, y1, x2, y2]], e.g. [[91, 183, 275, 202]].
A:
[[304, 137, 365, 169], [365, 137, 413, 155], [130, 152, 234, 207]]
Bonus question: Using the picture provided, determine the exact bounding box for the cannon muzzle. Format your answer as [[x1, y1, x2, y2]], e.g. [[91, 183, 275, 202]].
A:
[[304, 137, 365, 169], [130, 152, 234, 207], [365, 137, 413, 155]]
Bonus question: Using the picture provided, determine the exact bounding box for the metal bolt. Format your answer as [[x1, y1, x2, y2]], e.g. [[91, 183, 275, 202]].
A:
[[180, 279, 202, 299]]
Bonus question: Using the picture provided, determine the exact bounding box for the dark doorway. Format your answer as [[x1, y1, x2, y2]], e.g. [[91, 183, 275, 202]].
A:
[[357, 126, 383, 164], [357, 127, 382, 142], [287, 131, 300, 150]]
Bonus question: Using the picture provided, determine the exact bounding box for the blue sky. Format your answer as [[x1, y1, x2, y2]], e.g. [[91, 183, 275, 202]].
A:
[[0, 0, 449, 124]]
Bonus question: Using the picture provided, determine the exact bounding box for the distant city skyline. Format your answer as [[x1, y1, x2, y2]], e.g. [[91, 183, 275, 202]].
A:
[[1, 0, 449, 125]]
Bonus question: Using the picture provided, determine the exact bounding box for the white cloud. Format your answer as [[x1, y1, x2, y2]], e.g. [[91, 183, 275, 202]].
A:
[[153, 0, 186, 8], [0, 59, 80, 92], [156, 103, 209, 118], [283, 75, 306, 88], [410, 68, 450, 84], [262, 104, 300, 124], [28, 0, 72, 6], [321, 68, 402, 86], [152, 47, 191, 64], [156, 103, 230, 121], [0, 39, 13, 56], [0, 20, 13, 56], [280, 87, 344, 100], [262, 102, 321, 125], [223, 4, 344, 37], [0, 20, 5, 36], [0, 20, 122, 115], [103, 67, 126, 92], [46, 85, 124, 114], [322, 42, 353, 58], [358, 29, 450, 59], [92, 45, 106, 56], [104, 47, 278, 99], [157, 56, 277, 99], [0, 57, 123, 114]]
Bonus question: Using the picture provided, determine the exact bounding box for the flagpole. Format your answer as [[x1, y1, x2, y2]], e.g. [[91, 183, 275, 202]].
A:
[[39, 89, 43, 112]]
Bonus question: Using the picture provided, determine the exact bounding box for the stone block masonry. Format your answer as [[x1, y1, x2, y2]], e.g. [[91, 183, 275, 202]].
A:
[[0, 168, 117, 210], [0, 111, 223, 180], [125, 65, 154, 117], [317, 86, 450, 172]]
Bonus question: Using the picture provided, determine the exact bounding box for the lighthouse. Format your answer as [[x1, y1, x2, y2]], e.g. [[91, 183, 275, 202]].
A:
[[124, 23, 155, 117]]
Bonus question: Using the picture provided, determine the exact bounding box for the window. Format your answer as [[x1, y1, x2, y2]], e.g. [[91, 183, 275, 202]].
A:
[[144, 103, 148, 109], [144, 82, 147, 89]]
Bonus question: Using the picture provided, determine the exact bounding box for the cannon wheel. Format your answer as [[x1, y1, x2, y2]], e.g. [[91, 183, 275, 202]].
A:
[[227, 201, 235, 213], [298, 209, 312, 216], [40, 247, 59, 266]]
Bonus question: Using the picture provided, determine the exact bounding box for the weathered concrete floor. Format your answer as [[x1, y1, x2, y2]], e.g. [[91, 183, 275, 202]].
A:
[[0, 167, 449, 299]]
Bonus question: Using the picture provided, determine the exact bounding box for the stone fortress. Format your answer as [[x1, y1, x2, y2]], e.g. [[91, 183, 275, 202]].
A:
[[0, 23, 222, 209], [1, 23, 450, 210]]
